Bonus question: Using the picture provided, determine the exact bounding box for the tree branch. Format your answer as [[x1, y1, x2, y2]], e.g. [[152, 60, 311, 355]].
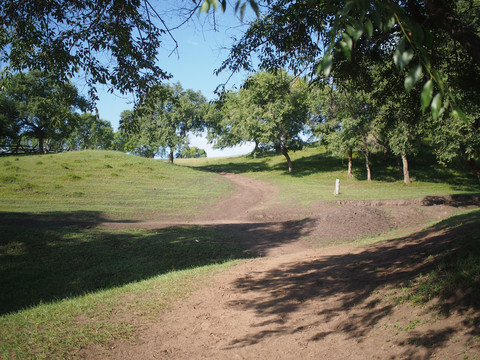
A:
[[424, 0, 480, 66]]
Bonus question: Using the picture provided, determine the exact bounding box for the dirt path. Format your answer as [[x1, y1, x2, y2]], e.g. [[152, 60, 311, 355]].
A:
[[89, 173, 480, 359]]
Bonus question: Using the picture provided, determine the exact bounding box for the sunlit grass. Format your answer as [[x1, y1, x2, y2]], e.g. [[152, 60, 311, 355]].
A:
[[178, 146, 480, 204], [0, 150, 234, 220]]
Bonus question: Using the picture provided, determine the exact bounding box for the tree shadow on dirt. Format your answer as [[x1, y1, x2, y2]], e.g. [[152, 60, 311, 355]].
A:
[[224, 211, 480, 358], [210, 217, 317, 256]]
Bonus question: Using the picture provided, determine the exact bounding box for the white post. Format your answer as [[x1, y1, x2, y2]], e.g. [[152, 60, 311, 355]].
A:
[[334, 179, 340, 195]]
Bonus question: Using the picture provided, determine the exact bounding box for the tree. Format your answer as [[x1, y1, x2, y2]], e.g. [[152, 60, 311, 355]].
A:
[[67, 113, 114, 150], [120, 83, 207, 163], [176, 146, 207, 159], [316, 86, 377, 181], [119, 110, 162, 158], [0, 70, 86, 153], [0, 91, 22, 151], [206, 0, 480, 122], [211, 70, 310, 173], [0, 0, 185, 101]]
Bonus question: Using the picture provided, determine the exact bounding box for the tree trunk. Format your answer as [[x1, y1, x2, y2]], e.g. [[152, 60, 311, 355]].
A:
[[365, 152, 371, 182], [361, 133, 372, 182], [467, 158, 480, 184], [281, 147, 293, 174], [251, 140, 259, 158], [347, 147, 353, 177], [38, 136, 45, 154], [401, 153, 411, 184], [168, 150, 174, 164]]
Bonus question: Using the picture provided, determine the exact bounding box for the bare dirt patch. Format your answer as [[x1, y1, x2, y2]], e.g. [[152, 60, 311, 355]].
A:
[[85, 173, 480, 359]]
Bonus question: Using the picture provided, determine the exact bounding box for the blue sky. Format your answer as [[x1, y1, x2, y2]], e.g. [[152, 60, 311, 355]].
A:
[[95, 4, 255, 157]]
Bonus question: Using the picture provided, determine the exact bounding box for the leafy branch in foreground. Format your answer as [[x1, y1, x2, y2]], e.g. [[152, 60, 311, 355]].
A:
[[0, 0, 205, 102]]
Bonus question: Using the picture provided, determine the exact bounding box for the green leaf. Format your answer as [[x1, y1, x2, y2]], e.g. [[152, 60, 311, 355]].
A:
[[382, 16, 395, 31], [404, 64, 423, 92], [394, 42, 414, 71], [410, 22, 424, 44], [364, 19, 373, 39], [431, 92, 442, 120], [342, 1, 354, 15], [340, 33, 353, 60], [452, 106, 468, 123], [318, 53, 333, 77], [346, 25, 363, 41], [249, 0, 260, 17], [200, 1, 211, 13], [421, 79, 433, 114], [239, 2, 247, 21]]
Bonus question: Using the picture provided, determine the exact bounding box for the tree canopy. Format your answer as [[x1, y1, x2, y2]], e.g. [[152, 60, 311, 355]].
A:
[[210, 0, 479, 120], [120, 83, 208, 162], [209, 70, 310, 173], [0, 70, 87, 153]]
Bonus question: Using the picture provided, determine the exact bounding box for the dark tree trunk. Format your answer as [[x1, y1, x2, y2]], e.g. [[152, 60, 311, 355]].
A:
[[397, 156, 403, 174], [467, 158, 480, 184], [281, 147, 293, 174], [168, 150, 174, 164], [347, 147, 353, 177], [401, 153, 411, 184], [38, 136, 45, 154]]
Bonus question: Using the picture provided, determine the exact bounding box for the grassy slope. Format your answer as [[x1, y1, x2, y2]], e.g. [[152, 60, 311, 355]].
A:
[[0, 148, 479, 359], [177, 146, 480, 203], [0, 150, 234, 220]]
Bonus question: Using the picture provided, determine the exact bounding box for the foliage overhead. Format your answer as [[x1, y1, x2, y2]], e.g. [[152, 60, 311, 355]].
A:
[[0, 0, 193, 101], [205, 0, 480, 120]]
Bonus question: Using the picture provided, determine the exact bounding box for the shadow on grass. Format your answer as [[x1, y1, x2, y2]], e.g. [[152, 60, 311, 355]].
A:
[[288, 153, 346, 177], [195, 152, 346, 177], [0, 211, 257, 315], [224, 210, 480, 357], [0, 211, 319, 315], [351, 153, 480, 191], [198, 160, 272, 174]]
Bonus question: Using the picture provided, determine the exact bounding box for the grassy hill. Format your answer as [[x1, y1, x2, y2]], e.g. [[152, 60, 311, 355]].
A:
[[0, 150, 234, 220]]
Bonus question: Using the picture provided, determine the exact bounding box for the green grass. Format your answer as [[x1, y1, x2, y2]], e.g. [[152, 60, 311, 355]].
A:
[[391, 209, 480, 310], [0, 262, 239, 360], [177, 146, 480, 204], [0, 150, 234, 220]]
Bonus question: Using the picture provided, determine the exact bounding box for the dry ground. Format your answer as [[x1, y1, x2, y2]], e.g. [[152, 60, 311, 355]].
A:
[[87, 173, 480, 359]]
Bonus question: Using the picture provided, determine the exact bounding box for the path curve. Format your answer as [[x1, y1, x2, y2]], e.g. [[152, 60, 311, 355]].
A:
[[100, 172, 278, 230], [192, 172, 278, 223]]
